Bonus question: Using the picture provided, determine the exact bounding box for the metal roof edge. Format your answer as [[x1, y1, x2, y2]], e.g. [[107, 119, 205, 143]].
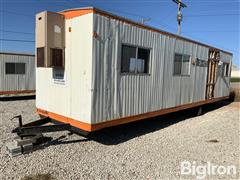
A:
[[61, 7, 233, 56], [0, 51, 35, 57]]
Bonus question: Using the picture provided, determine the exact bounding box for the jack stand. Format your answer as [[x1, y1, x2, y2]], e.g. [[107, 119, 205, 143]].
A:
[[6, 115, 71, 157], [197, 106, 203, 116], [6, 134, 43, 157]]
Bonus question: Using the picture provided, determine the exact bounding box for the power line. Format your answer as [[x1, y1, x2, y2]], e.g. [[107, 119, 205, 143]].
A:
[[63, 0, 174, 30], [0, 6, 209, 34], [0, 2, 237, 53], [0, 39, 35, 43], [0, 10, 33, 17], [0, 3, 149, 20], [183, 10, 239, 14], [0, 2, 238, 28], [71, 0, 149, 18], [151, 19, 176, 31], [185, 13, 240, 17], [183, 0, 239, 4], [0, 29, 34, 35], [183, 29, 239, 32], [181, 32, 238, 54], [70, 0, 177, 30]]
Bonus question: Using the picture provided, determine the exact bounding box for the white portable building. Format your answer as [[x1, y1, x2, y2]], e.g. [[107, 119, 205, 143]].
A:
[[35, 7, 232, 132], [0, 52, 35, 95]]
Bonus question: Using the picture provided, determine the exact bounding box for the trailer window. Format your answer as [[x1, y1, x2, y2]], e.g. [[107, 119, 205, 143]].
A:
[[137, 48, 150, 73], [173, 53, 191, 76], [5, 63, 26, 74], [121, 45, 136, 73], [223, 63, 230, 77], [121, 45, 150, 74], [16, 63, 25, 74]]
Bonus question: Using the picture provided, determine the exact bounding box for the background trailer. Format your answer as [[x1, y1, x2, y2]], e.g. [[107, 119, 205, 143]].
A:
[[0, 52, 35, 95], [36, 7, 232, 133]]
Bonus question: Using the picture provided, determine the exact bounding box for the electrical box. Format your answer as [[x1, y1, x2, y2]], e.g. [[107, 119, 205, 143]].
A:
[[36, 11, 65, 68]]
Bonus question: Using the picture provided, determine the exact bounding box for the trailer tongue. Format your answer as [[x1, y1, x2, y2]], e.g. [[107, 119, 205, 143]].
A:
[[6, 115, 71, 157]]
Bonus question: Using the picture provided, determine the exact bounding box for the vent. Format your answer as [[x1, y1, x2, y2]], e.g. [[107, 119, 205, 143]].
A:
[[36, 11, 65, 68]]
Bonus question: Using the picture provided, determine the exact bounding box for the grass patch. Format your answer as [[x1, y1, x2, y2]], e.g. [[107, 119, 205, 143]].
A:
[[230, 88, 240, 102], [231, 77, 240, 83], [22, 173, 55, 180]]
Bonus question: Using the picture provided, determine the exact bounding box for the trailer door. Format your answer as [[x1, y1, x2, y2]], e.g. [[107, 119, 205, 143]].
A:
[[205, 50, 219, 99]]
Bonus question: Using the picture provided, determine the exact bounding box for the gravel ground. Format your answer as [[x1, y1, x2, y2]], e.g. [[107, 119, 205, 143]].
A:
[[231, 82, 240, 89], [0, 98, 239, 180]]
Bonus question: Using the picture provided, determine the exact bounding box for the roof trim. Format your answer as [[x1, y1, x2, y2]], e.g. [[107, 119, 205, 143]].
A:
[[60, 8, 93, 19], [60, 7, 232, 55], [0, 51, 35, 57]]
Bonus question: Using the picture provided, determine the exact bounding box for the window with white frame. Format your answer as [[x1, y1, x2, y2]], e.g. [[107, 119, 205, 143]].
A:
[[121, 45, 150, 74], [173, 53, 191, 75]]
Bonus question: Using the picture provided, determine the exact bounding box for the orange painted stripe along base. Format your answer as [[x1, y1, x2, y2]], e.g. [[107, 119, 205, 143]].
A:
[[37, 109, 92, 131], [0, 90, 35, 95], [37, 96, 229, 132]]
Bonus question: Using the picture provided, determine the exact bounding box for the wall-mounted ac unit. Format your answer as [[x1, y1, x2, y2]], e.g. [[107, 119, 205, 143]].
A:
[[36, 11, 65, 68]]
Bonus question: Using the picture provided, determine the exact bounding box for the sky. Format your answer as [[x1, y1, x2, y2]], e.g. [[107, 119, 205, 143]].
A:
[[0, 0, 239, 67]]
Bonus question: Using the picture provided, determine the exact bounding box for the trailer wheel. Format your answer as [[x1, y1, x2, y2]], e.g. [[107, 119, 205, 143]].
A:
[[197, 106, 203, 116], [39, 114, 46, 119]]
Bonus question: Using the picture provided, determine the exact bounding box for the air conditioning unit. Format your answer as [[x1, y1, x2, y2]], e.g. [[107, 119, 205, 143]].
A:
[[36, 11, 65, 68]]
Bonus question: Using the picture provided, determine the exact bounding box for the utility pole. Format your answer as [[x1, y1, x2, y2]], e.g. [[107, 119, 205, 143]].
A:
[[172, 0, 187, 35]]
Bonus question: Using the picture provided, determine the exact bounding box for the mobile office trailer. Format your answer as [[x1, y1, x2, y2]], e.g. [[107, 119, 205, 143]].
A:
[[36, 7, 232, 133], [0, 52, 35, 95]]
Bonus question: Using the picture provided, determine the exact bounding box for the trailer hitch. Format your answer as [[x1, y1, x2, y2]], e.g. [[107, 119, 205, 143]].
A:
[[7, 115, 71, 157], [11, 115, 70, 136], [11, 115, 23, 129]]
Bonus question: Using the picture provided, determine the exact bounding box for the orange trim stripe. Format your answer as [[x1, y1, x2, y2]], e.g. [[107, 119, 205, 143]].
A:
[[37, 96, 229, 132], [60, 9, 93, 19], [0, 90, 35, 95], [37, 109, 92, 131]]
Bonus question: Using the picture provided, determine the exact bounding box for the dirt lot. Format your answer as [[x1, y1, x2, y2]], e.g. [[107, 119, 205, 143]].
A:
[[0, 98, 239, 179], [231, 82, 240, 89]]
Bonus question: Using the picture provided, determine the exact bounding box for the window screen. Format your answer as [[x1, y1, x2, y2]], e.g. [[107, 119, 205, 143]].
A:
[[182, 55, 191, 75], [37, 47, 45, 67], [223, 63, 230, 77], [173, 54, 182, 75], [121, 45, 136, 73], [138, 48, 150, 73], [173, 53, 191, 75], [15, 63, 25, 74], [5, 63, 15, 74], [5, 63, 25, 74], [51, 48, 64, 68], [121, 45, 150, 74]]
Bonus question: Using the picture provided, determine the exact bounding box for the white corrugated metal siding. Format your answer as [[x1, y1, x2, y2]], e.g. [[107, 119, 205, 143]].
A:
[[0, 53, 35, 92], [91, 14, 212, 124]]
